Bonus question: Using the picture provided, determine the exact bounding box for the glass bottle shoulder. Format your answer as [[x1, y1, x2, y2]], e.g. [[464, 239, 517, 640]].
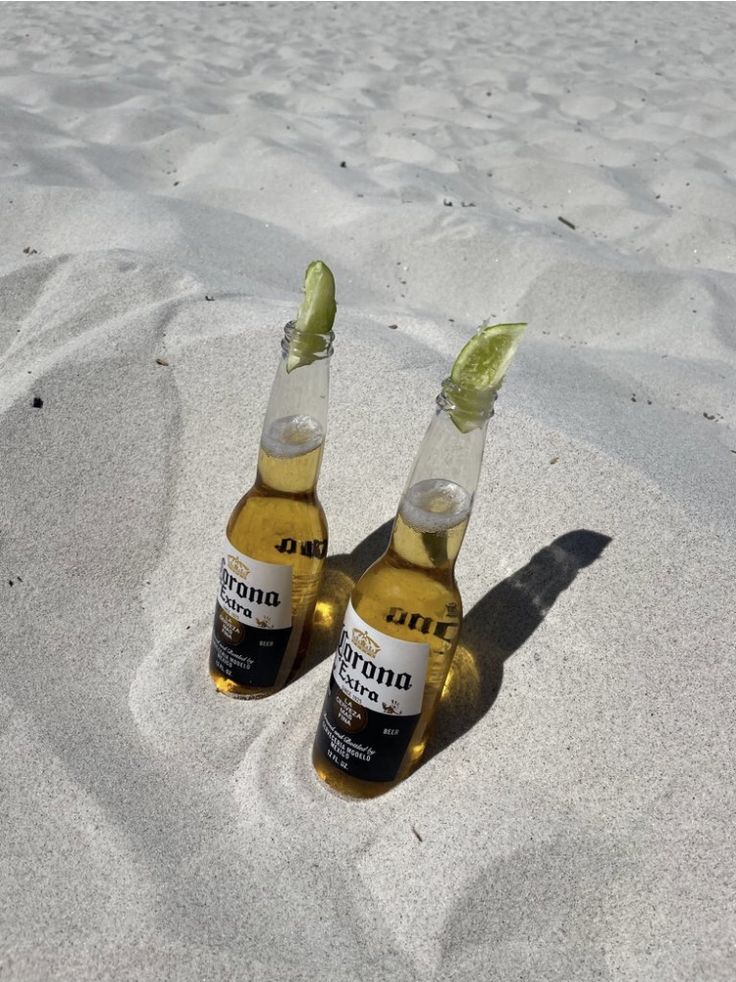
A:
[[226, 483, 327, 567], [351, 551, 462, 651]]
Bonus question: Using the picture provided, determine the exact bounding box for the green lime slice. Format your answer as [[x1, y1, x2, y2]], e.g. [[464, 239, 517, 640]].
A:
[[448, 322, 526, 431], [451, 322, 526, 390], [286, 260, 337, 373]]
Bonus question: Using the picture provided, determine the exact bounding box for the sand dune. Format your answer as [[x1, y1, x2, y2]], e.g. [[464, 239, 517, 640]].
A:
[[2, 3, 735, 980]]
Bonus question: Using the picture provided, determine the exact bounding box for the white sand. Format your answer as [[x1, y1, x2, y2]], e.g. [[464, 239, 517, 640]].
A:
[[2, 2, 735, 979]]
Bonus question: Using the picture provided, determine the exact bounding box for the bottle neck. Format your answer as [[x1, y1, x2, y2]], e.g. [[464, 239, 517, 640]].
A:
[[256, 322, 332, 495], [389, 384, 492, 570]]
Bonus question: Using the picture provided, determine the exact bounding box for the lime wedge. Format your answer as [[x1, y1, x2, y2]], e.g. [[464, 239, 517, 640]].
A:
[[448, 322, 526, 432], [451, 322, 526, 391], [286, 260, 337, 373]]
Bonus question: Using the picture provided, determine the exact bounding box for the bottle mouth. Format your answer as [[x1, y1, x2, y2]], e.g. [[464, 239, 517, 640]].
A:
[[281, 320, 335, 361], [437, 377, 497, 429]]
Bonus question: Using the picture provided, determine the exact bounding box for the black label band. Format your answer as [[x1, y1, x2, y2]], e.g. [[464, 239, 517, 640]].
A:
[[210, 604, 291, 688], [315, 673, 419, 783]]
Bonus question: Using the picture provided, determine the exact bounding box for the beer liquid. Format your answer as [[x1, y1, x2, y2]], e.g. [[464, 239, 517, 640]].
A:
[[312, 478, 470, 797], [210, 414, 328, 698]]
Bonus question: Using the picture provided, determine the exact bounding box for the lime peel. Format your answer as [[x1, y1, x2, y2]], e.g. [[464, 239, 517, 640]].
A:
[[448, 322, 526, 432], [286, 260, 337, 373]]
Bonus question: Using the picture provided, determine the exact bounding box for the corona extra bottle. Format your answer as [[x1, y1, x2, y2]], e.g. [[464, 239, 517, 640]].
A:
[[312, 321, 526, 796], [209, 261, 337, 698]]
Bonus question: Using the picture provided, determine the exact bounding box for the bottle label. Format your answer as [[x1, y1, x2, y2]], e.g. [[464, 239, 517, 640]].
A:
[[210, 539, 292, 688], [315, 602, 429, 783]]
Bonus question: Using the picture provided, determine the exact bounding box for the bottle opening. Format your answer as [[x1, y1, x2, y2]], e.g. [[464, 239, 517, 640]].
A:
[[438, 377, 497, 431], [281, 321, 335, 362]]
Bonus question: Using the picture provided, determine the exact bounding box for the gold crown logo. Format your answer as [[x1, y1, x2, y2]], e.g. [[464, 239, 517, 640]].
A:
[[227, 555, 250, 579], [351, 628, 380, 658]]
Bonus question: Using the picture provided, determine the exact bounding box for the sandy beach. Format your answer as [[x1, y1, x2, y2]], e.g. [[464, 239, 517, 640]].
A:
[[1, 2, 735, 979]]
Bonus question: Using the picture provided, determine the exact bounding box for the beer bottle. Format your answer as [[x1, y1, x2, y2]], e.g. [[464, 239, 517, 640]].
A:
[[312, 321, 525, 796], [210, 261, 336, 698]]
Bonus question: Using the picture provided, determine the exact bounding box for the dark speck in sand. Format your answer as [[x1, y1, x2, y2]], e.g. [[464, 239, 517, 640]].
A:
[[631, 395, 637, 403], [412, 826, 423, 842], [205, 295, 215, 301], [23, 246, 38, 255], [558, 216, 576, 230], [703, 412, 718, 421], [32, 396, 43, 408], [461, 201, 476, 207], [388, 324, 398, 330], [340, 161, 346, 168], [443, 199, 453, 207], [155, 357, 169, 367], [549, 456, 559, 465]]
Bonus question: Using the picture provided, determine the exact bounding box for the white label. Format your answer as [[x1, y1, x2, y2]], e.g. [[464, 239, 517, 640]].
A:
[[331, 602, 429, 717], [217, 539, 292, 631]]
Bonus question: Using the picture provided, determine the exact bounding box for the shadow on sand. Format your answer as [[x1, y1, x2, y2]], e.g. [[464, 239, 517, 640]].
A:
[[294, 524, 611, 765], [425, 528, 612, 763]]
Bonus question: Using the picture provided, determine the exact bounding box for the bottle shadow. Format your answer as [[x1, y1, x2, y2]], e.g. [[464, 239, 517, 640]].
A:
[[424, 529, 612, 764], [294, 523, 611, 765]]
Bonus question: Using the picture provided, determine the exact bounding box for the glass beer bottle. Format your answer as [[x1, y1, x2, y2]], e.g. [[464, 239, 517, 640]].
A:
[[209, 261, 336, 698], [312, 322, 525, 796]]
